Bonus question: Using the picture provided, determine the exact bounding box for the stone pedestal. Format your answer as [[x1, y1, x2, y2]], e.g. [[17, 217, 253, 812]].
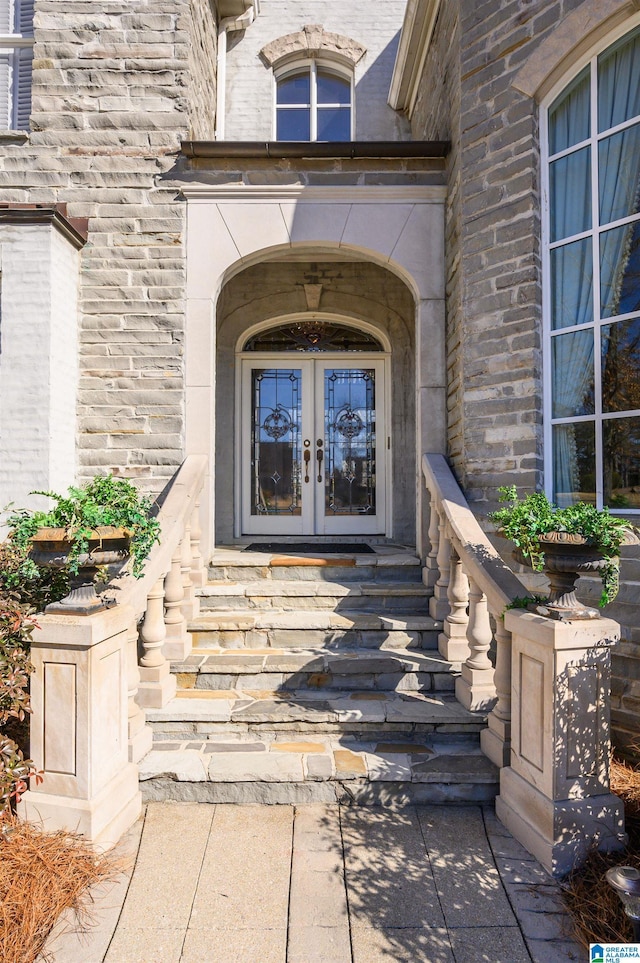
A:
[[18, 606, 141, 850], [495, 610, 626, 877]]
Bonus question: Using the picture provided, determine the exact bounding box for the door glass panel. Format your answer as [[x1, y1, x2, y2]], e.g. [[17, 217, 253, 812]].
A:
[[324, 368, 376, 517], [251, 369, 302, 516]]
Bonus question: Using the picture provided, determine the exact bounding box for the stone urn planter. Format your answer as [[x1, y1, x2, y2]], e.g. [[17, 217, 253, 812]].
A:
[[29, 526, 131, 614], [533, 531, 613, 620]]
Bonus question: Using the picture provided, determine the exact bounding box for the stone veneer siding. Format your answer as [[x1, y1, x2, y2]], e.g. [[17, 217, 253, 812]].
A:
[[0, 0, 217, 493], [411, 0, 592, 510]]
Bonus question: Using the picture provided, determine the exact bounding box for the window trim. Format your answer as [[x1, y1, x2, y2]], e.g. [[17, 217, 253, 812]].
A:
[[541, 19, 640, 513], [0, 0, 34, 131], [273, 59, 355, 142]]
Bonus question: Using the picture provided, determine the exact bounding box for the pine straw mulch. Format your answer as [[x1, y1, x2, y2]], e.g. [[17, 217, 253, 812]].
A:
[[561, 756, 640, 948], [0, 815, 123, 963]]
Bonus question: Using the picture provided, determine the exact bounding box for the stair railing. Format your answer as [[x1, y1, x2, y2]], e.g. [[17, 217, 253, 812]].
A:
[[105, 455, 208, 757], [18, 455, 208, 848], [422, 453, 528, 767]]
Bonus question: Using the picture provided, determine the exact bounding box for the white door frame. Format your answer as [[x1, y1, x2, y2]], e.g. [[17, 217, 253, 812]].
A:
[[236, 351, 390, 537]]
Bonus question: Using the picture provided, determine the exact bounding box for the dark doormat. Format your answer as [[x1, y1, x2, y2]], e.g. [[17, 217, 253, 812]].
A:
[[243, 542, 376, 554]]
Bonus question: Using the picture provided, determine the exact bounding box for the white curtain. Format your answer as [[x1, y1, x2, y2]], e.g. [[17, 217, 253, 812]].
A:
[[550, 28, 640, 502]]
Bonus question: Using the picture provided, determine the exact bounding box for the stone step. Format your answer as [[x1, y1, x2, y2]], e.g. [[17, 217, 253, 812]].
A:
[[198, 579, 432, 613], [208, 548, 423, 584], [139, 733, 498, 805], [188, 610, 442, 650], [172, 647, 458, 694], [146, 687, 485, 735]]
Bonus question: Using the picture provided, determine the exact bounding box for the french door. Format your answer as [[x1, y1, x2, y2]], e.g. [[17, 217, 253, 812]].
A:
[[240, 357, 386, 535]]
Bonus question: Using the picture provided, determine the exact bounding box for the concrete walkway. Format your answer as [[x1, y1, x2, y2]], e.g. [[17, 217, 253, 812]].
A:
[[42, 803, 582, 963]]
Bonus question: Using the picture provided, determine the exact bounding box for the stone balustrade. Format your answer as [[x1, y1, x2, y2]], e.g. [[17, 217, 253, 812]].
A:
[[18, 456, 208, 848], [422, 453, 525, 766], [422, 453, 626, 876]]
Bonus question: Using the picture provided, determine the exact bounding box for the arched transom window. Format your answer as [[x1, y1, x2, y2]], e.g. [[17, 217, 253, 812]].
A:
[[276, 63, 352, 141], [243, 320, 383, 352], [544, 25, 640, 511]]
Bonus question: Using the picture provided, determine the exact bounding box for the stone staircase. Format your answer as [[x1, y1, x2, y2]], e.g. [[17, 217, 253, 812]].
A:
[[139, 545, 499, 804]]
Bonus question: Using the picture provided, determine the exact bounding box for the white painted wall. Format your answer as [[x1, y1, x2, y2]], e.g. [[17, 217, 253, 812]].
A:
[[225, 0, 411, 141], [0, 222, 79, 520]]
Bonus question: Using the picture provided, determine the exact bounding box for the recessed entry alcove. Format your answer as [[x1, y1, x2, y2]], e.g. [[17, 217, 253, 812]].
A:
[[215, 257, 416, 545]]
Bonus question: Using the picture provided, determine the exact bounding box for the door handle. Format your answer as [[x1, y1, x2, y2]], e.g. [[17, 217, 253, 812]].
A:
[[303, 449, 311, 483], [316, 446, 323, 483]]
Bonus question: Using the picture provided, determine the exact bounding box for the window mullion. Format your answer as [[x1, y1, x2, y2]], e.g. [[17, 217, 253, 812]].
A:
[[590, 54, 604, 509], [310, 61, 317, 141]]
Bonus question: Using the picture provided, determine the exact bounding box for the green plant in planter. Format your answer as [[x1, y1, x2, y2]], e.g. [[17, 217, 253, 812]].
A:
[[490, 486, 634, 607], [6, 475, 160, 578]]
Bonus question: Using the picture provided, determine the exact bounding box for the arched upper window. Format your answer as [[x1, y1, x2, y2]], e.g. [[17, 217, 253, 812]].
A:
[[275, 63, 352, 142], [543, 24, 640, 512]]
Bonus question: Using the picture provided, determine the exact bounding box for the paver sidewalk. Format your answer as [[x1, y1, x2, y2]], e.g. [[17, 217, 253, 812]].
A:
[[42, 803, 582, 963]]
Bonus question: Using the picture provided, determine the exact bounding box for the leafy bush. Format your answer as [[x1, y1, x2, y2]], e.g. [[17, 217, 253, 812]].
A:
[[7, 474, 160, 578], [0, 595, 40, 813], [0, 542, 68, 612], [491, 486, 635, 606]]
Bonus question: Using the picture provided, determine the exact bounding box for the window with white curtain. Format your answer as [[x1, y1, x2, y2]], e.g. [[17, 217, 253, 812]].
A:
[[544, 25, 640, 512], [0, 0, 33, 130], [275, 62, 352, 141]]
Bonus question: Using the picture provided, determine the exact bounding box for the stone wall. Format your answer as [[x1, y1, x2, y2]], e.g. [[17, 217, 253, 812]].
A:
[[187, 0, 218, 139], [410, 0, 463, 479], [0, 0, 219, 494], [411, 0, 591, 510], [224, 0, 411, 142]]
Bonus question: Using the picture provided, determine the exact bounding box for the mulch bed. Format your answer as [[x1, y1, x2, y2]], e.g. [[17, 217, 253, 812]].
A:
[[0, 816, 121, 963], [561, 756, 640, 947]]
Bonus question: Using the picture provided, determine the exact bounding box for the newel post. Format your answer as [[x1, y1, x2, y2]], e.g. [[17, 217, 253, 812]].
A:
[[18, 606, 141, 848], [495, 610, 625, 877]]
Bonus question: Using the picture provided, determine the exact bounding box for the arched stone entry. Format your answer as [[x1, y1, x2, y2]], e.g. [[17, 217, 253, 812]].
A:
[[184, 185, 446, 556], [215, 258, 415, 544]]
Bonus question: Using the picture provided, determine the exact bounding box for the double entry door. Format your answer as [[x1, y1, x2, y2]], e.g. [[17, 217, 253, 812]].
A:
[[240, 357, 386, 535]]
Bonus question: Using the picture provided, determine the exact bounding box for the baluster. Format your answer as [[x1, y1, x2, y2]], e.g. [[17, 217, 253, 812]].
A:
[[429, 514, 451, 621], [163, 547, 190, 661], [137, 575, 177, 708], [481, 619, 512, 767], [190, 498, 207, 588], [181, 523, 199, 621], [423, 497, 440, 588], [127, 619, 152, 762], [455, 579, 497, 712], [438, 547, 470, 662]]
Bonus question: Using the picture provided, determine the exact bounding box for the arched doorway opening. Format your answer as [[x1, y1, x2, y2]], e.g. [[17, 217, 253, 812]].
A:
[[214, 256, 416, 545]]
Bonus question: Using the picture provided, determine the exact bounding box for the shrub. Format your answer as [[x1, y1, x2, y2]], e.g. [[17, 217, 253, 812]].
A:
[[0, 595, 40, 813]]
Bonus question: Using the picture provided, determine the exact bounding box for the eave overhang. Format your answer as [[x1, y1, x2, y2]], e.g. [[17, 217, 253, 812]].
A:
[[389, 0, 442, 118]]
